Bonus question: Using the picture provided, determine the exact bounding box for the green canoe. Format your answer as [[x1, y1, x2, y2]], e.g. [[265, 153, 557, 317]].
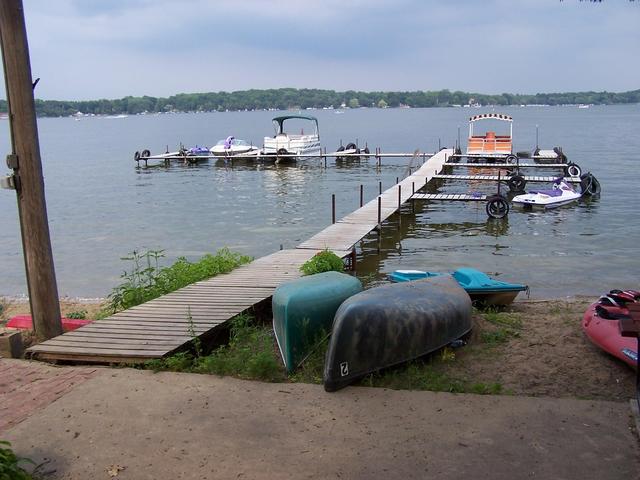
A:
[[272, 271, 363, 373]]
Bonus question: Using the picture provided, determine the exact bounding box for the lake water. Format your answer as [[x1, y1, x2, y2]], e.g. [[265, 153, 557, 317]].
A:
[[0, 105, 638, 299]]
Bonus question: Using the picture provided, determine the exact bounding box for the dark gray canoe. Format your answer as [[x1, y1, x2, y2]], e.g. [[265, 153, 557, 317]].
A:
[[323, 274, 472, 392]]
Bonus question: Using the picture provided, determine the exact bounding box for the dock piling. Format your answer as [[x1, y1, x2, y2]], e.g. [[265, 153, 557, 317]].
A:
[[332, 194, 336, 224], [360, 184, 363, 207]]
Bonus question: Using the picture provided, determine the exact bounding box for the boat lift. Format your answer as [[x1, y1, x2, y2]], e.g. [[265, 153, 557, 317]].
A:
[[410, 155, 600, 219]]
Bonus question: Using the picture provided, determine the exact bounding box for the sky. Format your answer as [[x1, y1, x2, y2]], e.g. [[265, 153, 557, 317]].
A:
[[1, 0, 639, 100]]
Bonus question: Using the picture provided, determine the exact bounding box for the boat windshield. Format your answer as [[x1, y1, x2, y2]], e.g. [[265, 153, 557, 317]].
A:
[[215, 138, 250, 147]]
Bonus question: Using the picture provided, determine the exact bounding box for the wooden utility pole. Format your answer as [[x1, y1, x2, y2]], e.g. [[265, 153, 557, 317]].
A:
[[0, 0, 62, 339]]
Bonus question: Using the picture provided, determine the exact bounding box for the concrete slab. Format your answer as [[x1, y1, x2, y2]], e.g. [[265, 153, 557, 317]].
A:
[[4, 368, 639, 480]]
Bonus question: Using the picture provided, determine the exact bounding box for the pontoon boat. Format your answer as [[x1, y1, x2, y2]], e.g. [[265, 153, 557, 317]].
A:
[[262, 115, 321, 159]]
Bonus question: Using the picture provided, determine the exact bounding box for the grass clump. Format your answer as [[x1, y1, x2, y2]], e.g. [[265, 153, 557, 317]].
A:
[[107, 247, 252, 312], [194, 314, 283, 382], [145, 314, 284, 383], [300, 250, 344, 275], [0, 441, 34, 480], [65, 310, 87, 320], [480, 309, 523, 345]]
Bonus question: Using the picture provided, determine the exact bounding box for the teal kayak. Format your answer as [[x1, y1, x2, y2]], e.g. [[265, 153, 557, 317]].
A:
[[388, 267, 527, 306], [272, 271, 362, 373]]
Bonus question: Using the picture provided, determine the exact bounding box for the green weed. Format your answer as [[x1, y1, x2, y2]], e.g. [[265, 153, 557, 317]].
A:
[[65, 310, 87, 320], [300, 250, 344, 275], [289, 333, 330, 384], [364, 362, 467, 393], [0, 440, 34, 480], [194, 314, 283, 382], [480, 309, 522, 345], [469, 382, 503, 395], [107, 248, 252, 313], [149, 314, 284, 382]]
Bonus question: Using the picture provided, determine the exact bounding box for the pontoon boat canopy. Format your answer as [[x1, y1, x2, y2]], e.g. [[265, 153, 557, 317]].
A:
[[469, 113, 512, 122], [272, 115, 319, 135]]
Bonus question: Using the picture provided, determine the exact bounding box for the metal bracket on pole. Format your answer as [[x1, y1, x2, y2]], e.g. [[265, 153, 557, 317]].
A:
[[6, 153, 18, 169], [1, 174, 17, 190]]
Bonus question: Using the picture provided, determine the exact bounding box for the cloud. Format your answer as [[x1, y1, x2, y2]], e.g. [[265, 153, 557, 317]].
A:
[[0, 0, 637, 99]]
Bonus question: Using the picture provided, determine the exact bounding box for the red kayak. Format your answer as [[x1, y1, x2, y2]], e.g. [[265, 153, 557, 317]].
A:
[[582, 293, 639, 369], [6, 314, 92, 332]]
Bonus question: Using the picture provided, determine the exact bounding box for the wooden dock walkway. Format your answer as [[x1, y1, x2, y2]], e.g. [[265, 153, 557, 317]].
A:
[[27, 150, 453, 364]]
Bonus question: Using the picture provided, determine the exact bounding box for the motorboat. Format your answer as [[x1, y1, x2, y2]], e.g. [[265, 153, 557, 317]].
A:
[[210, 136, 260, 159], [465, 113, 514, 161], [323, 275, 472, 392], [388, 267, 528, 306], [262, 115, 321, 160], [511, 177, 581, 209]]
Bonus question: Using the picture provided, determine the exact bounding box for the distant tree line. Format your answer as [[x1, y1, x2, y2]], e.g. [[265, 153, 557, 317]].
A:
[[0, 88, 638, 117]]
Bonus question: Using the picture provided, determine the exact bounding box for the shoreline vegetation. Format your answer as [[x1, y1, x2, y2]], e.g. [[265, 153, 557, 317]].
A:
[[0, 249, 635, 401], [0, 87, 638, 117]]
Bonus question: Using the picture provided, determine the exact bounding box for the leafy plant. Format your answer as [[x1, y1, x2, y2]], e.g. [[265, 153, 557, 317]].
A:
[[65, 310, 87, 320], [194, 314, 283, 382], [186, 307, 202, 358], [107, 248, 252, 312], [0, 440, 34, 480], [146, 314, 285, 383], [300, 250, 344, 276]]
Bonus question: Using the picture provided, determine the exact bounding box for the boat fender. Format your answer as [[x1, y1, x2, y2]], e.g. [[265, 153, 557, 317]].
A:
[[580, 173, 601, 196], [516, 151, 530, 159], [277, 148, 288, 156], [141, 149, 151, 158], [505, 154, 518, 164], [134, 151, 141, 161], [565, 162, 581, 177], [507, 175, 526, 192], [485, 195, 509, 219]]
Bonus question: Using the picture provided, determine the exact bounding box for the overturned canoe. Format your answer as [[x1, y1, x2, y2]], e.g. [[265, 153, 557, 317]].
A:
[[323, 275, 472, 392], [273, 271, 362, 373]]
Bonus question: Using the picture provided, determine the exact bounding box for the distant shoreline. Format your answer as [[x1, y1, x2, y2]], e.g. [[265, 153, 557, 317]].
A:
[[0, 87, 638, 118]]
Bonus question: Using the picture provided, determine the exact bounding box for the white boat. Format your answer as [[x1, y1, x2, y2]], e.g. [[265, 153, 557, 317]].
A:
[[512, 178, 581, 209], [466, 113, 513, 161], [210, 136, 259, 159], [262, 115, 321, 159]]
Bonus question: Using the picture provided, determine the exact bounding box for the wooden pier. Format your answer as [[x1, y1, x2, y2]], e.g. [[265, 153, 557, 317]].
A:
[[27, 149, 453, 364]]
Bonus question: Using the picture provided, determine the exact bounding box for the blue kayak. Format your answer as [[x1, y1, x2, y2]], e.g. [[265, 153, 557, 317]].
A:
[[388, 267, 527, 306]]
